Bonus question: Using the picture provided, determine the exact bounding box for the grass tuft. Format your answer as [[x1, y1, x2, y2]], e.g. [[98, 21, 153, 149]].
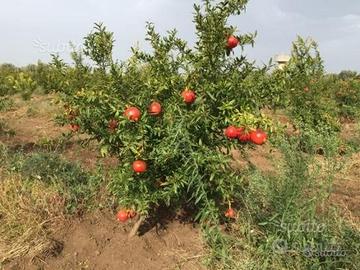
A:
[[0, 174, 65, 264]]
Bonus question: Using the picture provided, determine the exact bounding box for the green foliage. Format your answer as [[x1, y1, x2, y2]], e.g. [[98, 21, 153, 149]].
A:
[[54, 0, 269, 225], [276, 36, 341, 152], [18, 152, 86, 185], [7, 72, 37, 100], [338, 70, 359, 81], [0, 63, 18, 97], [247, 138, 359, 269], [0, 59, 74, 98], [335, 78, 360, 119], [47, 54, 72, 93], [83, 22, 114, 71], [5, 0, 355, 268], [12, 152, 103, 213], [202, 225, 234, 268], [0, 97, 14, 111], [206, 135, 360, 269], [23, 61, 57, 94], [286, 36, 324, 78], [0, 63, 46, 100]]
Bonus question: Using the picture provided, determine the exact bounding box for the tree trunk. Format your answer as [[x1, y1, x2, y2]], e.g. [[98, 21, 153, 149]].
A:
[[128, 215, 145, 239]]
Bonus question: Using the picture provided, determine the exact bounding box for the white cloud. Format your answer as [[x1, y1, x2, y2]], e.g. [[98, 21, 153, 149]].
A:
[[0, 0, 359, 72]]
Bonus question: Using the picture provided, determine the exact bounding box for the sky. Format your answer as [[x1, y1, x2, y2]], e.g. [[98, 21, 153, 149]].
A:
[[0, 0, 359, 73]]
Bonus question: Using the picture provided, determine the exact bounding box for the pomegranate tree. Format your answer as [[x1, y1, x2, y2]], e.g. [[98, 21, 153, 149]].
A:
[[55, 0, 269, 236]]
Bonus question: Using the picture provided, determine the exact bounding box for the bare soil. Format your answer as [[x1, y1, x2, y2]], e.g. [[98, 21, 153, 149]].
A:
[[0, 94, 67, 145], [0, 94, 118, 171], [4, 212, 204, 270]]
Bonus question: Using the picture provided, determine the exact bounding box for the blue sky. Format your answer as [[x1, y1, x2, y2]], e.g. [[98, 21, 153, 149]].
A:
[[1, 0, 359, 72]]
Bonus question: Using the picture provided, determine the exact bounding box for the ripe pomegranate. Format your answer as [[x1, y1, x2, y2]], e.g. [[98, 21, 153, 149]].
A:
[[227, 35, 239, 49], [116, 210, 129, 222], [181, 89, 196, 104], [224, 126, 239, 139], [238, 127, 250, 142], [225, 208, 236, 219], [148, 101, 162, 116], [304, 86, 309, 93], [124, 107, 141, 122], [70, 124, 80, 132], [132, 160, 147, 173], [250, 129, 267, 145], [108, 119, 118, 131]]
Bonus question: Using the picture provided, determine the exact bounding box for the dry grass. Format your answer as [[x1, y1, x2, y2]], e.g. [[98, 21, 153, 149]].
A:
[[0, 173, 66, 264]]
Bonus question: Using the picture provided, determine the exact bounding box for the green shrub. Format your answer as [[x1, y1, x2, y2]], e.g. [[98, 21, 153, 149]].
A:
[[53, 0, 267, 226], [277, 37, 341, 152], [208, 135, 360, 269], [335, 79, 360, 119]]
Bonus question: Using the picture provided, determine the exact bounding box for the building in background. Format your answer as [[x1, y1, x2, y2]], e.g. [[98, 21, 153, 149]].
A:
[[275, 54, 290, 70]]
